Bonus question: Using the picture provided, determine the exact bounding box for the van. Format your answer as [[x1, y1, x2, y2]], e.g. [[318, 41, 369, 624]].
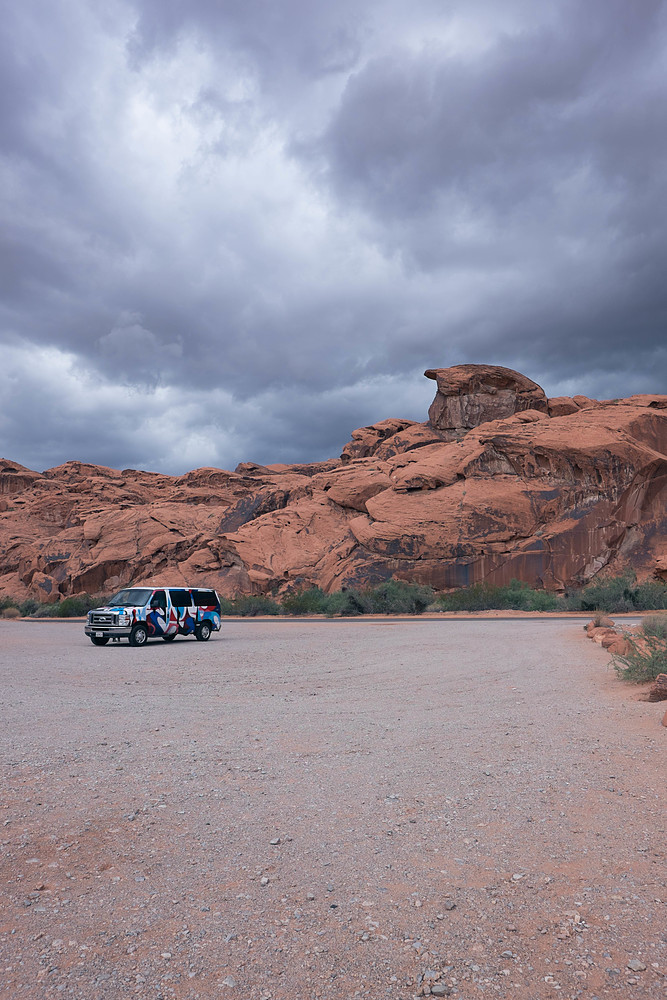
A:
[[85, 586, 222, 646]]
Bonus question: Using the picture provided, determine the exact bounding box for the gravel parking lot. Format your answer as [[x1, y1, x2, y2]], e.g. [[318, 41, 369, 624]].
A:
[[1, 618, 665, 999]]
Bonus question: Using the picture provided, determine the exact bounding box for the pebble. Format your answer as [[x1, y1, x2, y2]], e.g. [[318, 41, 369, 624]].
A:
[[626, 959, 646, 972], [260, 877, 270, 886], [443, 900, 456, 911], [430, 986, 451, 997], [270, 838, 280, 845], [221, 975, 237, 987]]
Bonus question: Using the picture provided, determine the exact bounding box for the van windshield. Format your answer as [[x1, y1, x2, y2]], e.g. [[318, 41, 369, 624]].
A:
[[108, 588, 152, 607]]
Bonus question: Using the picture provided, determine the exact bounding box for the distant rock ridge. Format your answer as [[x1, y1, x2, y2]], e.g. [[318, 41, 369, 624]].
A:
[[1, 364, 666, 601]]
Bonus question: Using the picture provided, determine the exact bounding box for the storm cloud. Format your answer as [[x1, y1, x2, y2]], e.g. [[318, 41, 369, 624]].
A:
[[1, 0, 666, 473]]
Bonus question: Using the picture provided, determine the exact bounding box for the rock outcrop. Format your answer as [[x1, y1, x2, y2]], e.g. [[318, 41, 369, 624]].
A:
[[0, 364, 666, 601], [648, 673, 667, 702], [425, 364, 549, 437]]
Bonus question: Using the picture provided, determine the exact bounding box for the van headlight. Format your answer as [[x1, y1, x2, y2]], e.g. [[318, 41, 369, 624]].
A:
[[118, 613, 131, 626]]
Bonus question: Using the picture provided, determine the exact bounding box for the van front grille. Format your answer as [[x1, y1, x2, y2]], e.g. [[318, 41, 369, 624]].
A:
[[90, 612, 115, 627]]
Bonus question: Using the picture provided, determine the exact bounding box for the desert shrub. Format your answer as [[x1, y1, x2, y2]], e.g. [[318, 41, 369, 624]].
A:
[[364, 580, 434, 614], [497, 580, 564, 611], [1, 606, 20, 619], [53, 594, 102, 617], [231, 595, 281, 616], [641, 614, 667, 640], [24, 593, 104, 618], [436, 583, 498, 612], [587, 611, 610, 628], [436, 580, 564, 612], [18, 598, 41, 616], [613, 634, 667, 683], [632, 580, 667, 610], [320, 590, 351, 617], [280, 581, 434, 616], [576, 572, 637, 613], [281, 587, 329, 615], [0, 595, 17, 612], [571, 573, 667, 613], [30, 602, 59, 617], [523, 588, 563, 611], [322, 588, 371, 617]]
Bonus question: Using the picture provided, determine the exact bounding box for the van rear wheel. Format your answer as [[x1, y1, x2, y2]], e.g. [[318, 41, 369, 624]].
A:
[[195, 622, 212, 641]]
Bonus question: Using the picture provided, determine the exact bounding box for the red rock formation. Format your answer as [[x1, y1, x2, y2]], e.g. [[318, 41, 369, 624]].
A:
[[0, 364, 666, 601], [425, 364, 548, 438]]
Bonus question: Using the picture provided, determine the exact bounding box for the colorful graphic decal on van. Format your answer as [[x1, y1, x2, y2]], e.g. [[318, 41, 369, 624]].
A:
[[147, 606, 167, 636]]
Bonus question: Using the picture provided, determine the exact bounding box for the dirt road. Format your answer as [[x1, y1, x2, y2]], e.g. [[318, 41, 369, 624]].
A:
[[1, 618, 665, 999]]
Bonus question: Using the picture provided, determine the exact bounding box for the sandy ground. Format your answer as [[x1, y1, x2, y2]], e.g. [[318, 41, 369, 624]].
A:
[[0, 618, 665, 1000]]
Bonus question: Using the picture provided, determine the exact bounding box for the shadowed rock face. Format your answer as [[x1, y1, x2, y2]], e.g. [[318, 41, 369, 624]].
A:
[[0, 366, 666, 602]]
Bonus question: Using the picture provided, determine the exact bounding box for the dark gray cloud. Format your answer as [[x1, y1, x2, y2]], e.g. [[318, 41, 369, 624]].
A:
[[0, 0, 665, 474]]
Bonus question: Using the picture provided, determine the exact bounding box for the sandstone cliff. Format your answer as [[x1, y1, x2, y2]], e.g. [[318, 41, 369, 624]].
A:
[[1, 365, 665, 601]]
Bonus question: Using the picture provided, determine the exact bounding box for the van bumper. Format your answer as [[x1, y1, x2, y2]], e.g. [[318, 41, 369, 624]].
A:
[[85, 625, 133, 638]]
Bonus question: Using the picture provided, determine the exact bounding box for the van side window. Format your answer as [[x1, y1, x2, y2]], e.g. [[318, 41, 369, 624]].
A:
[[192, 590, 217, 607], [169, 589, 192, 608], [150, 590, 167, 610]]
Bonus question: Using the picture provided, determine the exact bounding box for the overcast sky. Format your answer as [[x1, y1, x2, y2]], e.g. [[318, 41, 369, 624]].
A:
[[1, 0, 666, 474]]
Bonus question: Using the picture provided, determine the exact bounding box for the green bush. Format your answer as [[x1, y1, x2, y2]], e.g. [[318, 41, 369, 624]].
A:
[[280, 587, 330, 615], [231, 595, 282, 617], [284, 581, 436, 617], [18, 598, 41, 617], [523, 588, 563, 611], [363, 579, 434, 614], [613, 634, 667, 683], [218, 596, 235, 616], [641, 614, 667, 640], [576, 572, 637, 613], [436, 583, 498, 612], [632, 581, 667, 610], [30, 602, 59, 618], [436, 579, 564, 612], [322, 588, 371, 617], [53, 593, 102, 617], [572, 573, 667, 613]]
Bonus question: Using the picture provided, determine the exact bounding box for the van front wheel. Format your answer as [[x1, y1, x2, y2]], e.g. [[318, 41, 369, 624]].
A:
[[130, 624, 149, 647], [195, 622, 212, 642]]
